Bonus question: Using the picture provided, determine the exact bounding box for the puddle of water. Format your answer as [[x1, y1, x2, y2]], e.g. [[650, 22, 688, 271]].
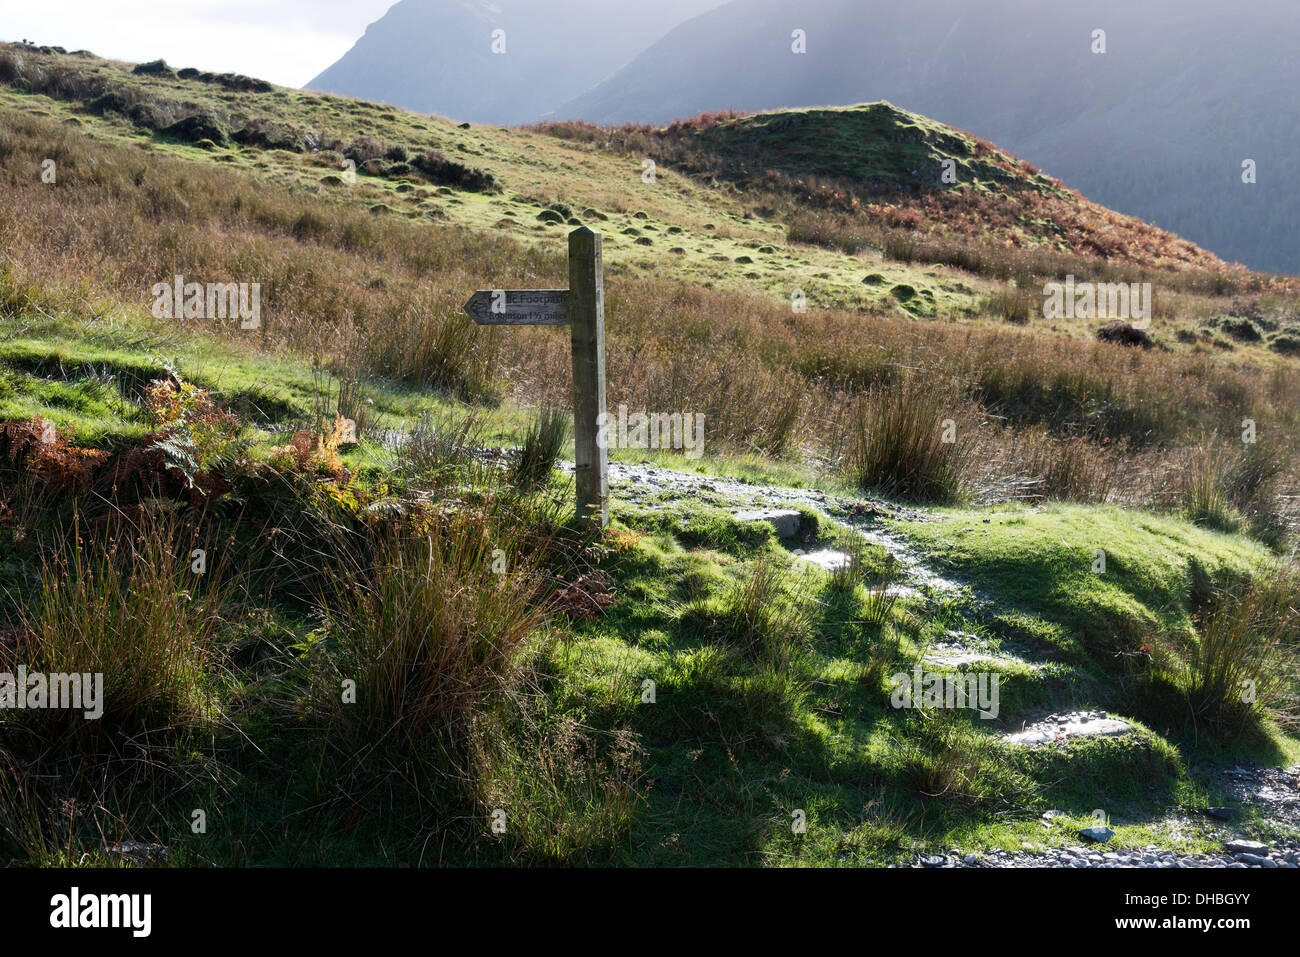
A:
[[794, 548, 851, 572]]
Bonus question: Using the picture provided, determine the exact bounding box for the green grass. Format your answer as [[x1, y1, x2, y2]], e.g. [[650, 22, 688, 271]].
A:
[[2, 42, 1299, 868], [893, 502, 1300, 765], [478, 497, 1296, 865], [689, 102, 1041, 195], [0, 312, 545, 456], [894, 503, 1271, 656], [2, 420, 1297, 865]]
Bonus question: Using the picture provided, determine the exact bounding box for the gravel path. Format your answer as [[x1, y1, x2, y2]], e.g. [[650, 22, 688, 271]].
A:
[[904, 765, 1300, 868], [908, 840, 1300, 868], [564, 459, 970, 598]]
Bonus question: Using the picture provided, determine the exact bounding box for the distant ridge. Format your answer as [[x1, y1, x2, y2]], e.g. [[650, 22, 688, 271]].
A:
[[306, 0, 722, 126], [554, 0, 1300, 274]]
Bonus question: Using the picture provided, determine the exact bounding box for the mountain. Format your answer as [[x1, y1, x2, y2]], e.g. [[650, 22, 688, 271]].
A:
[[6, 40, 1300, 877], [557, 0, 1300, 275], [306, 0, 723, 126], [1, 39, 1247, 339]]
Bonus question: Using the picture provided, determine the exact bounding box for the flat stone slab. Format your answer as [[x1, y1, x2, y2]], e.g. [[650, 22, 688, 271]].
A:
[[1004, 710, 1132, 747], [926, 650, 1003, 667], [735, 508, 802, 538], [1226, 839, 1269, 855]]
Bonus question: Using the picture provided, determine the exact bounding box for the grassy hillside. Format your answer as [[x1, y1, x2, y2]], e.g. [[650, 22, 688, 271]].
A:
[[555, 0, 1300, 276], [0, 42, 1298, 868]]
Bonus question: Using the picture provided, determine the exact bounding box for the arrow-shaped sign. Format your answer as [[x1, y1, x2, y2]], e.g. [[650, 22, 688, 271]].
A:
[[463, 288, 570, 325]]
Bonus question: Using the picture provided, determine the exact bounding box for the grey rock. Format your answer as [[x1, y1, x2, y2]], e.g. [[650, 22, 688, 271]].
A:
[[1226, 839, 1269, 854], [733, 508, 802, 538], [103, 840, 169, 863], [1079, 826, 1115, 843]]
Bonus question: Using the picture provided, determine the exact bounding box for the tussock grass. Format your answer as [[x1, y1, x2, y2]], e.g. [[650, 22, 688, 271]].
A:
[[716, 559, 811, 672], [895, 711, 1015, 807], [1172, 441, 1295, 548], [677, 557, 812, 673], [512, 406, 568, 491], [844, 376, 973, 502], [392, 408, 494, 492], [1185, 567, 1300, 734], [6, 509, 229, 746], [861, 558, 902, 628], [1180, 445, 1239, 532], [312, 505, 551, 754]]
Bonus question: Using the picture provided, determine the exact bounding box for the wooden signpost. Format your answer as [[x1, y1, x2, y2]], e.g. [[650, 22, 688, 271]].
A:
[[464, 227, 609, 528]]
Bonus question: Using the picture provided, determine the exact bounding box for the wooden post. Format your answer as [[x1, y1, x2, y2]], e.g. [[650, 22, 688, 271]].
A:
[[464, 227, 609, 528], [568, 227, 609, 528]]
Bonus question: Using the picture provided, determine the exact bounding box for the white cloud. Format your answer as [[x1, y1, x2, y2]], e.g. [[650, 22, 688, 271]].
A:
[[1, 0, 396, 87]]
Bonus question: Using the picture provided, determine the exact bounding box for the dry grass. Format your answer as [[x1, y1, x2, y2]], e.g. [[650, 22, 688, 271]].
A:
[[843, 376, 973, 502], [313, 504, 551, 753], [4, 507, 229, 747], [2, 105, 1299, 534], [1185, 567, 1300, 733], [535, 112, 1233, 273]]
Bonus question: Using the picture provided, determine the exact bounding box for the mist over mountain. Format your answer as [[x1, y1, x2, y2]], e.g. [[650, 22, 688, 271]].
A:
[[306, 0, 723, 125], [306, 0, 1298, 272], [556, 0, 1300, 274]]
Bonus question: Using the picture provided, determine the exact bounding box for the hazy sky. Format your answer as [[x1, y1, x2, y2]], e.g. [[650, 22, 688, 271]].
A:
[[1, 0, 398, 87]]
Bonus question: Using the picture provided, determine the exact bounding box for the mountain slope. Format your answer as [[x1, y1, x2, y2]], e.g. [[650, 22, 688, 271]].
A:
[[548, 101, 1221, 269], [558, 0, 1300, 275], [2, 41, 1244, 332], [306, 0, 723, 125], [2, 43, 1299, 874]]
